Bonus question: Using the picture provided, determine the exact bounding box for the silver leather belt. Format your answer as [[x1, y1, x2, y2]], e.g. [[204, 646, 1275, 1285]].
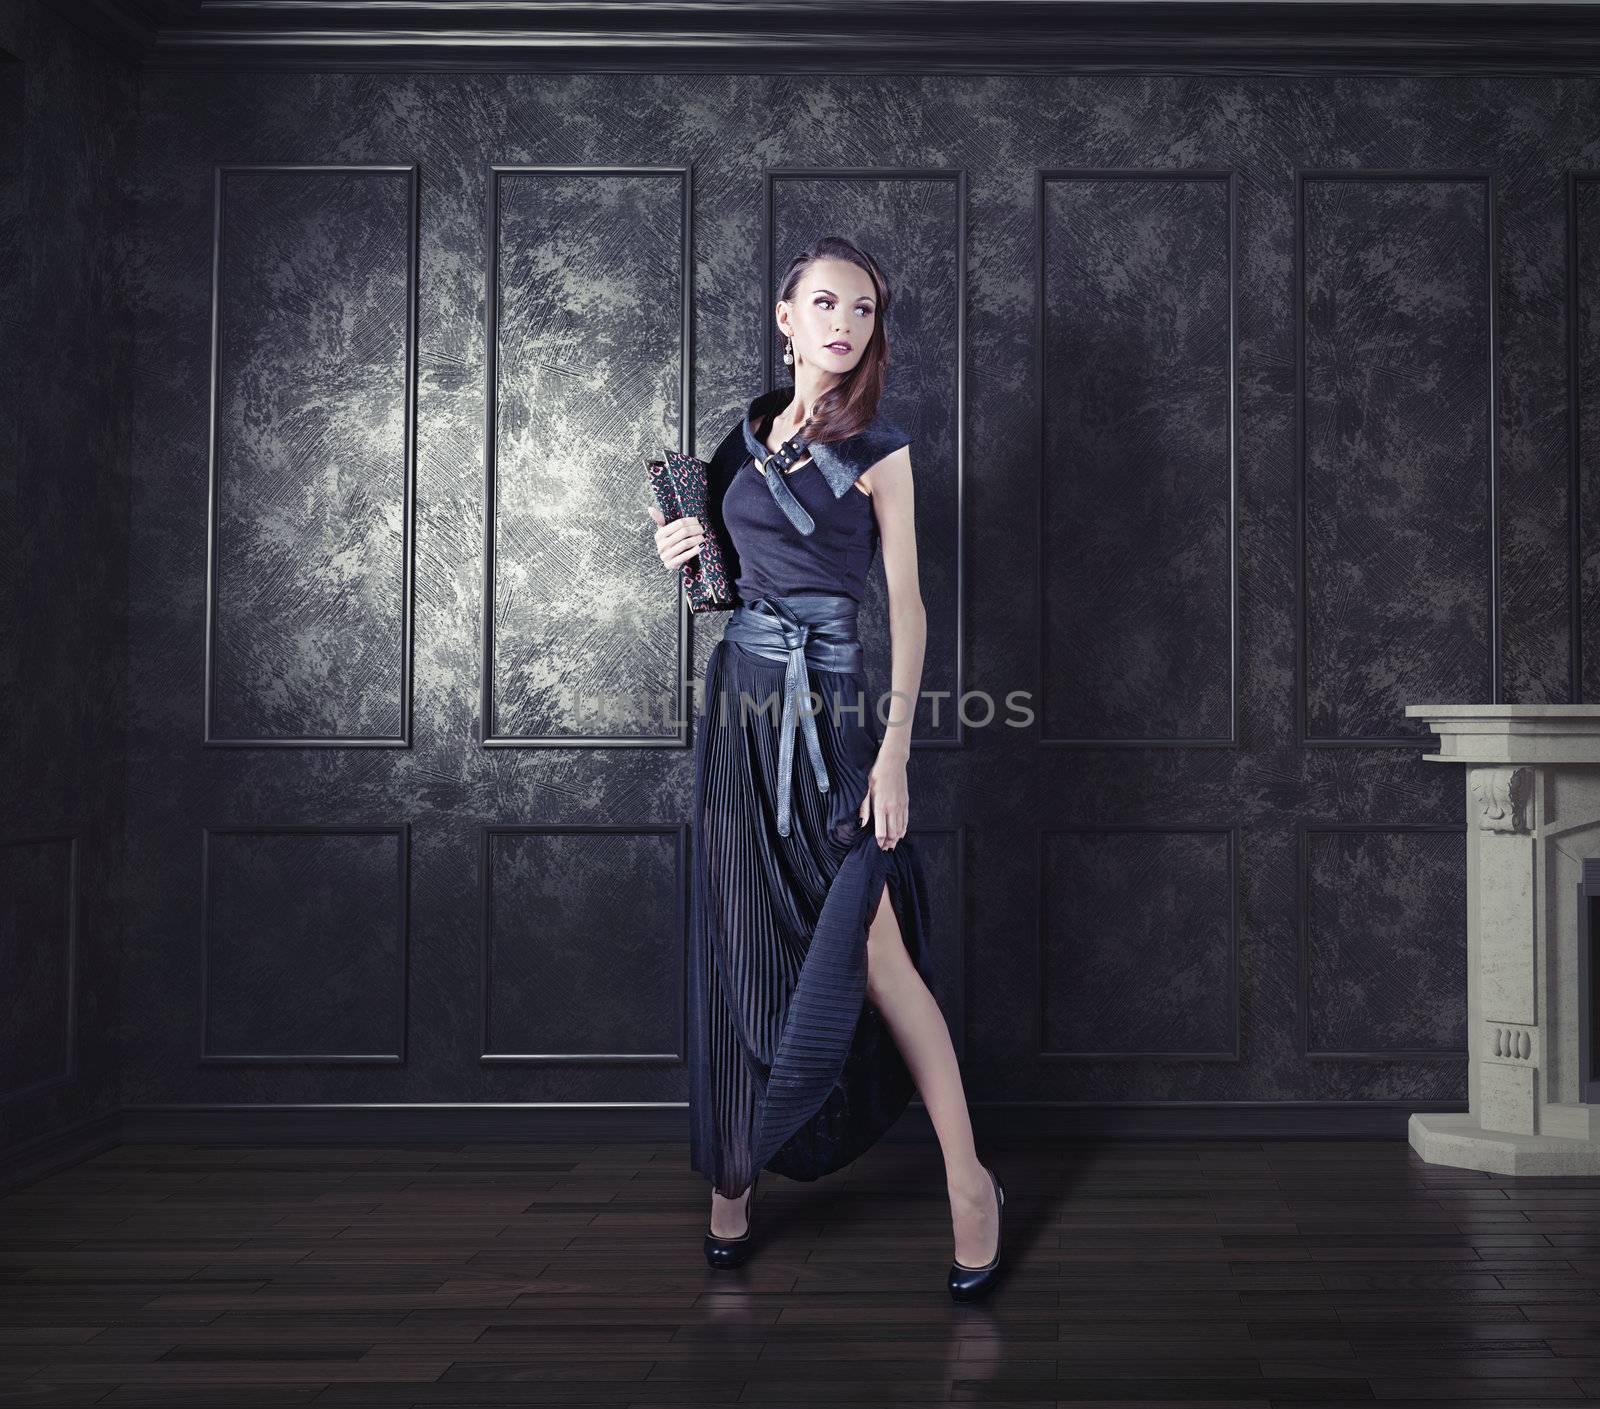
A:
[[722, 592, 864, 838]]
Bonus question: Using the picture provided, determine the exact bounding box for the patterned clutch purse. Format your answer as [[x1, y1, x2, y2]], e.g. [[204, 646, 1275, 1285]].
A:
[[646, 449, 737, 613]]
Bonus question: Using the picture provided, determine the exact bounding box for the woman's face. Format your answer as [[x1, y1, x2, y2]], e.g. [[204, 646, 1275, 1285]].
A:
[[780, 256, 878, 378]]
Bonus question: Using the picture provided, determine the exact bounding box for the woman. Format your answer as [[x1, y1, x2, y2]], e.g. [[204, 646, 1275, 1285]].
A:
[[649, 236, 1005, 1300]]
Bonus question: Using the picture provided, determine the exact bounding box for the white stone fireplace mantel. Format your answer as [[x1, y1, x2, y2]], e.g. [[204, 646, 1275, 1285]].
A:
[[1405, 703, 1600, 1175]]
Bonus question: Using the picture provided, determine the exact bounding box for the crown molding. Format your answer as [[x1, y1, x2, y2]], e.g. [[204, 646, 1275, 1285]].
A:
[[37, 0, 1600, 72]]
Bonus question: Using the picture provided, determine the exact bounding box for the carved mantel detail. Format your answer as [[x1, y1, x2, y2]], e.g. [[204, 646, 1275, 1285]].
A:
[[1488, 1025, 1534, 1061], [1469, 766, 1533, 834]]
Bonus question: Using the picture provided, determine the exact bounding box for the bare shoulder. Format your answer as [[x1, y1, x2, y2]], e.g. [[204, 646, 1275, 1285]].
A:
[[854, 442, 913, 497]]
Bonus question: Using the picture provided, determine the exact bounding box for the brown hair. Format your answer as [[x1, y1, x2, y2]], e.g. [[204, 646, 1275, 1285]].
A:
[[774, 235, 891, 446]]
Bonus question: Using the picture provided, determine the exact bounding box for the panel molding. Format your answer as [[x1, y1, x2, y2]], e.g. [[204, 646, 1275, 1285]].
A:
[[1034, 167, 1240, 749], [198, 823, 411, 1064], [478, 822, 689, 1063], [202, 162, 420, 749], [1295, 821, 1470, 1061], [1294, 168, 1499, 747], [481, 164, 693, 748], [1034, 823, 1241, 1062]]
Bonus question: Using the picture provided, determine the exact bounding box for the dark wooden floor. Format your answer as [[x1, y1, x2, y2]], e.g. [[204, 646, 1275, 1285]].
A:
[[3, 1137, 1600, 1406]]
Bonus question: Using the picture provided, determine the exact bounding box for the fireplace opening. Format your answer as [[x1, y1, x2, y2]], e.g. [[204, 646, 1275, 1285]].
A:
[[1581, 860, 1600, 1105]]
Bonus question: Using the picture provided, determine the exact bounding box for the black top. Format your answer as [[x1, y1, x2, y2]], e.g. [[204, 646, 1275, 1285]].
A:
[[720, 403, 880, 605]]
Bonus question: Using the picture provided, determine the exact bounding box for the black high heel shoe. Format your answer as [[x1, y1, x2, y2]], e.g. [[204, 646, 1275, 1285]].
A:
[[947, 1164, 1005, 1301], [703, 1172, 759, 1269]]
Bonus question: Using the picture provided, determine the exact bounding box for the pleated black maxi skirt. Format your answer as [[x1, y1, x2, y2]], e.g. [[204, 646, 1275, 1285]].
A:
[[687, 592, 938, 1200]]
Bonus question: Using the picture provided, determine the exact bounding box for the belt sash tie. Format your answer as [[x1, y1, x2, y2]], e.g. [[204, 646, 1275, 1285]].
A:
[[722, 594, 865, 838]]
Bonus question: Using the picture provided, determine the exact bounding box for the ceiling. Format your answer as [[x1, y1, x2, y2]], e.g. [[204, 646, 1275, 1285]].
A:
[[41, 0, 1600, 71]]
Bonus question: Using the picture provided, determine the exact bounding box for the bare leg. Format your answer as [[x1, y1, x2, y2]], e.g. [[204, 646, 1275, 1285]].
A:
[[863, 879, 999, 1268], [709, 1180, 752, 1238]]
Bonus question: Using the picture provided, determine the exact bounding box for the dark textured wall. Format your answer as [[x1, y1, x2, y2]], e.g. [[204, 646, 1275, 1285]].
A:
[[37, 64, 1600, 1124], [0, 0, 135, 1161]]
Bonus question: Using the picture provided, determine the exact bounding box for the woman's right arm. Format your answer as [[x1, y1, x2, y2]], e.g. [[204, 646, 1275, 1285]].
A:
[[649, 503, 704, 570]]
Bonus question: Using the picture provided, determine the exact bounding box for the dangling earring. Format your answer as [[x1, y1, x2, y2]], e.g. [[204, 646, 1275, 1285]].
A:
[[783, 337, 794, 367]]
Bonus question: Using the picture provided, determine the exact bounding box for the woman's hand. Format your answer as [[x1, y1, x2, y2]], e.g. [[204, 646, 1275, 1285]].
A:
[[648, 505, 704, 571], [858, 752, 909, 850]]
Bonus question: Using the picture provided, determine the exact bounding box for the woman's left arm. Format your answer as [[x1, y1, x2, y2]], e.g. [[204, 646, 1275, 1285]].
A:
[[855, 444, 926, 849]]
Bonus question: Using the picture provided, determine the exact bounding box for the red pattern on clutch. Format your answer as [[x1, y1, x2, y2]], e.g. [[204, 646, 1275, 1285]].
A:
[[647, 450, 737, 613]]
